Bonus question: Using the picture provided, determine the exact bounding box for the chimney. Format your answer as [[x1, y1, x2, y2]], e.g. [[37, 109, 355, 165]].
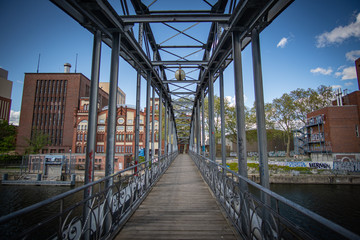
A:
[[355, 58, 360, 90], [64, 63, 71, 73]]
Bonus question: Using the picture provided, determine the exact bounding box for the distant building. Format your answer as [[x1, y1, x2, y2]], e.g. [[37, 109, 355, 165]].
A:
[[99, 82, 126, 105], [16, 64, 109, 154], [295, 58, 360, 161], [0, 68, 13, 122], [73, 98, 148, 171]]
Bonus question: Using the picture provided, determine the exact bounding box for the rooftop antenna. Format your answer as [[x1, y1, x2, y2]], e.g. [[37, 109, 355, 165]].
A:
[[37, 54, 41, 73], [75, 53, 78, 73]]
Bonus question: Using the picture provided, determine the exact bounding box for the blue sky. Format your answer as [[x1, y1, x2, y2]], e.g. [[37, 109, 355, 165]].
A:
[[0, 0, 359, 125]]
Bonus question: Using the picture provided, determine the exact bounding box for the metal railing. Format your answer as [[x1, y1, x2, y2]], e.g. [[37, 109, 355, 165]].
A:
[[0, 151, 178, 240], [189, 151, 359, 240]]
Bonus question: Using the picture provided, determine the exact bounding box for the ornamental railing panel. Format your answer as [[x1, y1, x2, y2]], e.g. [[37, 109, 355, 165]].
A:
[[189, 151, 359, 240], [0, 151, 178, 240]]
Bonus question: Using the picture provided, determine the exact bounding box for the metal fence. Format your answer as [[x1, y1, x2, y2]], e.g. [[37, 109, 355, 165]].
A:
[[189, 151, 359, 240], [0, 151, 178, 240]]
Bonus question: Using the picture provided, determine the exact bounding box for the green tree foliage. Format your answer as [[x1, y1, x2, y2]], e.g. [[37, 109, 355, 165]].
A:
[[290, 85, 333, 124], [267, 85, 333, 157], [0, 120, 17, 153], [25, 129, 50, 154]]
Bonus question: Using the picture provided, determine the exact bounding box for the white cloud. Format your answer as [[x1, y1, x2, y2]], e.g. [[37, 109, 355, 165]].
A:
[[310, 67, 333, 75], [331, 85, 342, 89], [345, 50, 360, 61], [335, 66, 356, 80], [9, 110, 20, 126], [344, 82, 354, 86], [316, 13, 360, 47], [277, 37, 288, 48], [225, 95, 247, 107]]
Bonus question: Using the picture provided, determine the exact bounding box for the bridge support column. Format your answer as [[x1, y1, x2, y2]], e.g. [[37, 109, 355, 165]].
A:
[[151, 87, 155, 161], [145, 72, 151, 187], [196, 99, 201, 154], [105, 32, 121, 185], [252, 27, 270, 189], [232, 31, 247, 178], [159, 91, 162, 157], [219, 68, 226, 169], [208, 71, 216, 161], [164, 101, 168, 155], [83, 29, 102, 240], [135, 23, 143, 169], [201, 89, 205, 156]]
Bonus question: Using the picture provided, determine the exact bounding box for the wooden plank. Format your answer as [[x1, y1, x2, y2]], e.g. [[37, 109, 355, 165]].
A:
[[114, 154, 239, 240]]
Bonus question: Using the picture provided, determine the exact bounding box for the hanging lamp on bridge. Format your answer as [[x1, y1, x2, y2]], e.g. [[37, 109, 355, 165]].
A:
[[175, 66, 185, 81]]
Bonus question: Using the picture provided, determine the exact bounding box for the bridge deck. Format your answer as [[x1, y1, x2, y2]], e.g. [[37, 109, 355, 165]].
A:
[[115, 154, 238, 239]]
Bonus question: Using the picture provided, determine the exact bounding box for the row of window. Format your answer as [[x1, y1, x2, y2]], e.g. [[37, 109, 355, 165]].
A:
[[77, 158, 119, 163], [34, 104, 65, 112], [31, 128, 63, 146], [77, 133, 87, 141], [33, 112, 64, 127], [36, 80, 67, 95], [115, 145, 133, 153]]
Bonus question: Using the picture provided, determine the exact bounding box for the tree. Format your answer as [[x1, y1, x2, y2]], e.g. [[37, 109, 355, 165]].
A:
[[25, 129, 50, 154], [290, 85, 333, 124], [267, 93, 298, 157], [0, 120, 17, 153]]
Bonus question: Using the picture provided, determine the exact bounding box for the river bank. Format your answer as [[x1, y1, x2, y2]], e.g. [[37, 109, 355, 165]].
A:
[[2, 167, 360, 185], [249, 174, 360, 184]]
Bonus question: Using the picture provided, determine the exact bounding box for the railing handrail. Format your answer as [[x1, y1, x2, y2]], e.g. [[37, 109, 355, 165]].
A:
[[189, 150, 359, 240], [0, 153, 170, 224]]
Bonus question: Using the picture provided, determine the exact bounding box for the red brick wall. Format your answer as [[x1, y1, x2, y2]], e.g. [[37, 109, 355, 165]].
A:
[[16, 73, 109, 154], [308, 106, 360, 153]]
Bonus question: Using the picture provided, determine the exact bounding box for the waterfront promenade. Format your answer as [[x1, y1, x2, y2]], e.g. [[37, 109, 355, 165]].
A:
[[115, 154, 238, 239]]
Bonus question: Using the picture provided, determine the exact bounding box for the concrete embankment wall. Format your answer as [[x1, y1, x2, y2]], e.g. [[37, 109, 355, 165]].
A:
[[249, 174, 360, 184]]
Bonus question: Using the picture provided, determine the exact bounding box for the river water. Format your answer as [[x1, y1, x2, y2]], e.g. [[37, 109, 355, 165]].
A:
[[0, 183, 360, 238]]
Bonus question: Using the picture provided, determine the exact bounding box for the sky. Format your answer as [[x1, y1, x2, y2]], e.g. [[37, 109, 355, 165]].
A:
[[0, 0, 360, 126]]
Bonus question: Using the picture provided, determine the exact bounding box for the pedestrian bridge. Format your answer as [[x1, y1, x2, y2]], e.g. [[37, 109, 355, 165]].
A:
[[0, 152, 358, 239], [1, 0, 359, 239]]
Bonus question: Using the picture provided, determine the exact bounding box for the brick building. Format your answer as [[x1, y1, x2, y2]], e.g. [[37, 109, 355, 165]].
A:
[[16, 69, 109, 154], [73, 99, 151, 171], [302, 90, 360, 161], [0, 68, 13, 122]]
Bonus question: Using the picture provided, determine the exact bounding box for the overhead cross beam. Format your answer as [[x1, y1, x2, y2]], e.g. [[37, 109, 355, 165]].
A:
[[121, 14, 231, 23]]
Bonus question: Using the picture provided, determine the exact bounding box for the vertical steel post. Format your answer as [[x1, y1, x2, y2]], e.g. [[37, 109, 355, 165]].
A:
[[201, 89, 205, 156], [105, 32, 121, 185], [232, 31, 248, 178], [219, 68, 226, 169], [252, 28, 270, 188], [164, 101, 168, 155], [135, 23, 143, 167], [151, 88, 155, 159], [170, 117, 174, 153], [196, 100, 201, 154], [208, 72, 216, 161], [84, 29, 101, 239], [145, 72, 151, 186], [159, 91, 162, 157]]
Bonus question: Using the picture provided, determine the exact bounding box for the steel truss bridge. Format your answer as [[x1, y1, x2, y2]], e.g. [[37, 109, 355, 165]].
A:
[[0, 0, 359, 239]]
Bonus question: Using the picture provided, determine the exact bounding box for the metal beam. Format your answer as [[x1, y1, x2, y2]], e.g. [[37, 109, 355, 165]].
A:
[[163, 80, 200, 84], [152, 61, 208, 66], [121, 14, 231, 23], [170, 91, 196, 95]]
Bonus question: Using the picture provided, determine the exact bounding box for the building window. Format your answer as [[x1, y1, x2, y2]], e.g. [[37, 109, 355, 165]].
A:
[[117, 126, 125, 132], [127, 119, 133, 124], [126, 134, 133, 142], [126, 126, 133, 132], [356, 125, 359, 137]]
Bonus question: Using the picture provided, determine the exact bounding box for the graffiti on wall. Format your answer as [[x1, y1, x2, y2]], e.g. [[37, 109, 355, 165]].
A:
[[333, 161, 360, 172], [308, 163, 331, 169]]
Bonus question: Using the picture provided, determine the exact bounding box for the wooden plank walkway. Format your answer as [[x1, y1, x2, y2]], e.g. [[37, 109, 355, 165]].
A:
[[115, 154, 238, 240]]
